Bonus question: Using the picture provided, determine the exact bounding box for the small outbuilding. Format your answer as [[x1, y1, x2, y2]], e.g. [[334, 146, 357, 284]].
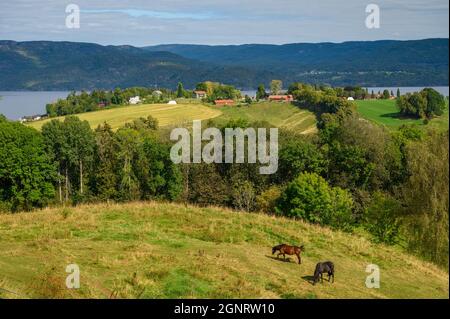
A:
[[194, 90, 207, 99], [214, 99, 235, 106], [268, 95, 294, 102], [129, 96, 141, 105], [167, 100, 177, 105]]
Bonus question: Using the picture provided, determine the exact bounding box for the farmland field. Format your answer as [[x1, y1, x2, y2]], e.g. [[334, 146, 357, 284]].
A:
[[0, 202, 447, 299], [26, 103, 223, 131], [26, 101, 318, 134], [356, 99, 449, 130], [213, 101, 318, 134]]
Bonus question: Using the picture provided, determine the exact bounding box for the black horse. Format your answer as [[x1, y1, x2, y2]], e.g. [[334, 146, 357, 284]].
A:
[[313, 261, 334, 285]]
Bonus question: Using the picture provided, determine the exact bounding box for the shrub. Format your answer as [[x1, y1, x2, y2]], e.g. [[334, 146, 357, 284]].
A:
[[364, 192, 401, 244], [276, 172, 354, 230], [256, 185, 282, 214]]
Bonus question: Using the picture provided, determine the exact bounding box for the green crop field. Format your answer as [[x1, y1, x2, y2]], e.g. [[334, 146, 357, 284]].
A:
[[27, 103, 223, 131], [213, 101, 317, 134], [356, 99, 449, 130], [0, 202, 447, 299]]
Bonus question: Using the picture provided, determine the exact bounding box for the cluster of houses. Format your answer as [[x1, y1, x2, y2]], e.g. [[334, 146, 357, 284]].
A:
[[20, 114, 48, 123], [128, 95, 177, 105], [193, 90, 294, 106]]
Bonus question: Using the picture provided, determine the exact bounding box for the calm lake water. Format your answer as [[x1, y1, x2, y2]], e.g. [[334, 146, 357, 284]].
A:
[[1, 87, 449, 120], [0, 91, 70, 120]]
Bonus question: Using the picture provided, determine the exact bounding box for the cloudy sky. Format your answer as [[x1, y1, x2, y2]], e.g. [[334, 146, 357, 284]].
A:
[[0, 0, 448, 46]]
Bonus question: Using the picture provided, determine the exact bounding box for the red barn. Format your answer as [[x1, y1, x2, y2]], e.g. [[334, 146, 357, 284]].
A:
[[268, 95, 294, 102], [214, 99, 235, 106]]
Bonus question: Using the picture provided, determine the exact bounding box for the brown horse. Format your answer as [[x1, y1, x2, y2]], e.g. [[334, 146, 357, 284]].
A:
[[272, 244, 304, 264]]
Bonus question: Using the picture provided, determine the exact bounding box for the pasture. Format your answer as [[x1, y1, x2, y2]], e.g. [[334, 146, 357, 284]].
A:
[[212, 101, 318, 134], [0, 202, 447, 299], [27, 103, 222, 131], [356, 99, 449, 130]]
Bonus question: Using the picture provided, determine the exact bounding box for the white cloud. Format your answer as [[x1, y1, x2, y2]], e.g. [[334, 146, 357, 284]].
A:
[[0, 0, 448, 45]]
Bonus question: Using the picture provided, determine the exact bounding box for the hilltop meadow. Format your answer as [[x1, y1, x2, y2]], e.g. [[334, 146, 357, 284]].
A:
[[0, 202, 448, 299]]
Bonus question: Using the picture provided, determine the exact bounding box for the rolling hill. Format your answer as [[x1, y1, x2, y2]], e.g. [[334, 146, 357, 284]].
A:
[[1, 39, 448, 91], [0, 201, 447, 299], [145, 38, 449, 87], [0, 40, 271, 90]]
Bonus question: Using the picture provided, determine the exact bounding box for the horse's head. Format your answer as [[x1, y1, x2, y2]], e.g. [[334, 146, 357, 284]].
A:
[[272, 246, 277, 254]]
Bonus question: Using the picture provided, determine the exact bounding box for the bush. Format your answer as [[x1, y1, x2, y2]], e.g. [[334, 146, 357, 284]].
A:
[[276, 172, 354, 230], [364, 192, 401, 244], [256, 185, 282, 214]]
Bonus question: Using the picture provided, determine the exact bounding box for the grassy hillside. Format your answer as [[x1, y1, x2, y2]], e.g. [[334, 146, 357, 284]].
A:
[[27, 103, 222, 131], [0, 202, 447, 299], [27, 101, 318, 134], [213, 102, 317, 134], [356, 99, 449, 130]]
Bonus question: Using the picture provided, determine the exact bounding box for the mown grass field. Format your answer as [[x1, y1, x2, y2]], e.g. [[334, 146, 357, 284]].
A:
[[0, 202, 447, 299], [27, 103, 223, 131], [213, 102, 317, 134], [356, 99, 449, 130], [26, 101, 318, 134]]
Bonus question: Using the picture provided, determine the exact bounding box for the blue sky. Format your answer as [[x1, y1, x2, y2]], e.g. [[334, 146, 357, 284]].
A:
[[0, 0, 448, 46]]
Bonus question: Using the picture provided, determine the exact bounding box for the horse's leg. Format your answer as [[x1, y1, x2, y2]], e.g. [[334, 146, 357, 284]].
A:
[[321, 273, 323, 283], [277, 252, 282, 259], [297, 253, 301, 264]]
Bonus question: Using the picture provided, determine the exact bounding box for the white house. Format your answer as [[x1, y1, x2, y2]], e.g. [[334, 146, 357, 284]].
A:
[[347, 97, 355, 101], [129, 96, 141, 105], [167, 100, 177, 105]]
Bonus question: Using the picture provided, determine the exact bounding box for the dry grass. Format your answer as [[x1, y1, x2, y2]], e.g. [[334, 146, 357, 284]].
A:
[[0, 202, 447, 299], [26, 103, 222, 131]]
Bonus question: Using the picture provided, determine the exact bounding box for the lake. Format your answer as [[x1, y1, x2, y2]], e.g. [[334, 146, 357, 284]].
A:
[[0, 91, 70, 120], [1, 87, 449, 120]]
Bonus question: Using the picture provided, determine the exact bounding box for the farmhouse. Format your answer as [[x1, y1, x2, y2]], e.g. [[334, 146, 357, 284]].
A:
[[347, 97, 355, 101], [167, 100, 177, 105], [268, 95, 294, 102], [214, 99, 235, 106], [129, 96, 141, 105], [194, 90, 207, 99]]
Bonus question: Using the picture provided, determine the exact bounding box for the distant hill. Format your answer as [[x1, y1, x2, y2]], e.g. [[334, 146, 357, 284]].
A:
[[0, 39, 448, 90], [145, 39, 449, 87], [0, 41, 270, 90]]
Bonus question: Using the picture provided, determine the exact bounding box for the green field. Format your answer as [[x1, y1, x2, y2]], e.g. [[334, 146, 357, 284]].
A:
[[27, 103, 223, 131], [356, 99, 449, 130], [0, 202, 447, 299], [213, 101, 317, 134]]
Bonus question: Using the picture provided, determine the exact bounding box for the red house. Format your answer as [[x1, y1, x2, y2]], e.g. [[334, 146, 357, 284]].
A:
[[214, 99, 235, 106], [268, 95, 294, 102]]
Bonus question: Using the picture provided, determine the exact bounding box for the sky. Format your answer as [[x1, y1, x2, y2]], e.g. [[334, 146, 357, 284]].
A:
[[0, 0, 448, 46]]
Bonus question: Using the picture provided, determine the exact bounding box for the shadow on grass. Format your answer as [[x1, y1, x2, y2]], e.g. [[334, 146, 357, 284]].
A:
[[266, 255, 294, 263], [301, 275, 315, 285], [380, 112, 402, 119]]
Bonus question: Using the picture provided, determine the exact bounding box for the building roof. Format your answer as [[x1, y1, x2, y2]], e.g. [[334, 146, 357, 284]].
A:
[[214, 99, 234, 104], [268, 95, 293, 99], [194, 90, 206, 94]]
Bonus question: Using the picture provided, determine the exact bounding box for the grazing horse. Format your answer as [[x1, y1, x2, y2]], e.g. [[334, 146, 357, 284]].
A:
[[313, 261, 335, 285], [272, 244, 304, 264]]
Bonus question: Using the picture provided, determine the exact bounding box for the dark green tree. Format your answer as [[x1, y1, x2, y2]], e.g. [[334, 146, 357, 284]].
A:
[[0, 119, 56, 211], [256, 84, 266, 101]]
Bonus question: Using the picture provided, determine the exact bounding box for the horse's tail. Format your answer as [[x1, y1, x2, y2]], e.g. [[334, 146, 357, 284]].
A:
[[299, 245, 305, 251]]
